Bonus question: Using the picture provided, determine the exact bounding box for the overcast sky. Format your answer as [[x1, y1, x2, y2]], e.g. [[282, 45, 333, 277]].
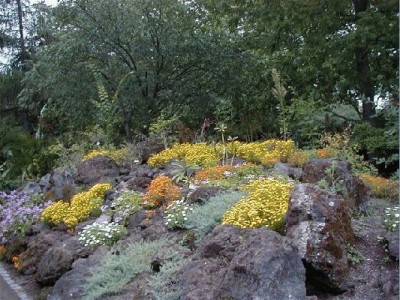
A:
[[32, 0, 59, 7]]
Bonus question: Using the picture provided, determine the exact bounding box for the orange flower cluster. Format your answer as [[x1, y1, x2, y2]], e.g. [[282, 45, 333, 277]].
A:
[[0, 245, 6, 259], [143, 175, 182, 208], [12, 254, 20, 269], [360, 174, 399, 199], [194, 165, 235, 182], [316, 148, 336, 158]]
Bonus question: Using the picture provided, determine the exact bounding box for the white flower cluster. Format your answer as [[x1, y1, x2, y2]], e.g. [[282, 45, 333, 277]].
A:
[[78, 221, 127, 249], [164, 198, 193, 229], [384, 206, 400, 232]]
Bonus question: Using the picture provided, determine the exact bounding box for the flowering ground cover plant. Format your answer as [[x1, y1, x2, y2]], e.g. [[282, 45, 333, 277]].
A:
[[148, 143, 219, 167], [193, 165, 235, 183], [101, 190, 143, 224], [235, 139, 296, 165], [222, 177, 294, 229], [83, 148, 130, 164], [40, 183, 112, 228], [360, 174, 399, 199], [164, 198, 193, 229], [78, 221, 127, 250], [143, 175, 182, 208], [384, 206, 399, 232], [0, 190, 51, 244]]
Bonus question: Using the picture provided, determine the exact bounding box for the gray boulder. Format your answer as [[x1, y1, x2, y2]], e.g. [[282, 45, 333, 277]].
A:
[[40, 167, 76, 200], [179, 225, 306, 300], [35, 236, 93, 285], [47, 246, 109, 300], [385, 229, 399, 260], [19, 231, 69, 275], [75, 155, 119, 185], [286, 183, 355, 293], [136, 137, 165, 163], [302, 159, 370, 208]]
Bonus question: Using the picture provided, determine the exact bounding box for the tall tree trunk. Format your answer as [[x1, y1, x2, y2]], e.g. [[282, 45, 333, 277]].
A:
[[16, 0, 31, 132], [16, 0, 28, 64], [353, 0, 377, 126]]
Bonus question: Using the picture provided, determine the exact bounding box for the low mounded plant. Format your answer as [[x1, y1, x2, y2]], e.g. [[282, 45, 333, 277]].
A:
[[164, 198, 193, 229], [384, 206, 399, 232], [0, 191, 51, 244], [222, 178, 294, 229], [143, 175, 182, 208], [194, 165, 235, 183], [40, 183, 112, 228], [360, 174, 399, 200], [287, 150, 309, 167], [235, 139, 296, 165], [83, 238, 188, 300], [102, 190, 143, 224], [183, 191, 244, 242], [148, 143, 219, 167], [78, 221, 127, 250]]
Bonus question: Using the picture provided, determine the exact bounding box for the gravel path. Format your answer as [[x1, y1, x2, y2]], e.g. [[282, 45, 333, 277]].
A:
[[0, 262, 31, 300]]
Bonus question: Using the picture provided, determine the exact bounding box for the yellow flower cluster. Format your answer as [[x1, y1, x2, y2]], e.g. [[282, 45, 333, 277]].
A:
[[83, 148, 128, 164], [360, 174, 399, 199], [147, 143, 219, 167], [40, 183, 112, 228], [143, 175, 182, 208], [287, 151, 309, 167], [222, 178, 293, 229], [235, 139, 295, 165]]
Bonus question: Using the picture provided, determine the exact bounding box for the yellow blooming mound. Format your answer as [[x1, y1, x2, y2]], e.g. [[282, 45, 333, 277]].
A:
[[360, 174, 399, 199], [222, 178, 294, 229], [147, 143, 219, 167], [194, 165, 235, 182], [287, 151, 309, 167], [143, 175, 182, 208], [83, 148, 128, 164], [40, 183, 112, 228], [235, 139, 295, 166]]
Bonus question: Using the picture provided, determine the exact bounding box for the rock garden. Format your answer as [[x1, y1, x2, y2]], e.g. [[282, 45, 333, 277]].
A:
[[0, 137, 398, 300]]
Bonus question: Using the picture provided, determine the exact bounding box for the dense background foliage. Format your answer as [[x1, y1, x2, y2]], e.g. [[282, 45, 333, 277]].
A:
[[0, 0, 398, 186]]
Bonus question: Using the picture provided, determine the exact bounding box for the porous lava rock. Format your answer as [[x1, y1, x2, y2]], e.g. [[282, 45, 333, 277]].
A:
[[18, 231, 69, 275], [39, 167, 76, 200], [136, 137, 165, 164], [286, 183, 355, 293], [302, 159, 370, 208], [178, 225, 307, 300], [75, 156, 119, 185], [35, 236, 93, 285]]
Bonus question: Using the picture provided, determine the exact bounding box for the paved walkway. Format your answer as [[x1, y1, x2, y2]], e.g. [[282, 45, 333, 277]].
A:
[[0, 263, 31, 300]]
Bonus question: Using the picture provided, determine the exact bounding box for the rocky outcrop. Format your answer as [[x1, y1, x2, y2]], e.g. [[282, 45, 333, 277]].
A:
[[385, 229, 399, 261], [75, 156, 119, 186], [286, 183, 355, 293], [136, 137, 165, 164], [302, 159, 370, 208], [47, 246, 109, 300], [39, 167, 76, 200], [19, 231, 69, 275], [118, 164, 160, 193], [36, 236, 93, 285], [178, 225, 307, 300], [273, 162, 302, 180]]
